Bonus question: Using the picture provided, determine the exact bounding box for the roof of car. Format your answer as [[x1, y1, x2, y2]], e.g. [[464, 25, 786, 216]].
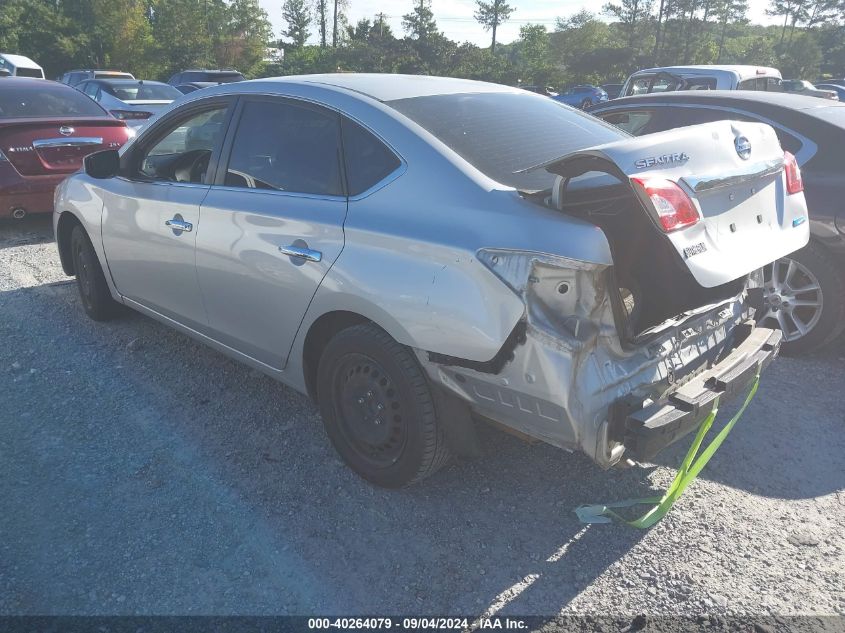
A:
[[1, 77, 68, 89], [225, 74, 521, 102], [630, 65, 781, 78], [596, 89, 840, 111], [85, 78, 169, 86], [0, 53, 42, 68]]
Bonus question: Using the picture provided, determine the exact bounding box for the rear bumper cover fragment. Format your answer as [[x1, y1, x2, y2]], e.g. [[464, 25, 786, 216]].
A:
[[623, 324, 782, 461]]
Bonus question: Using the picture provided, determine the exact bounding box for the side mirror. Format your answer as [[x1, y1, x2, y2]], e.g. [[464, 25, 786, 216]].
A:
[[84, 149, 120, 179]]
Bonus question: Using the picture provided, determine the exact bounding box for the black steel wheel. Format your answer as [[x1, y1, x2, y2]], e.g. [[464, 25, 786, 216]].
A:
[[316, 323, 450, 487], [70, 225, 122, 321]]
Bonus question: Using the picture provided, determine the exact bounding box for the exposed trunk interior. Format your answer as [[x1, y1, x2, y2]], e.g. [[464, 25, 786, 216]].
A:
[[530, 164, 747, 342]]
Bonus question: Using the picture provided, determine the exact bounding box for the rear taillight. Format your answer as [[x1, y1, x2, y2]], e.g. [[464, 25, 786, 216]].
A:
[[784, 151, 803, 195], [110, 110, 152, 120], [631, 177, 700, 232]]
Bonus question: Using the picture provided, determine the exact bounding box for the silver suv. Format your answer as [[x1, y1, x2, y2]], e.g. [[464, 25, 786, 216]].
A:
[[54, 75, 809, 487]]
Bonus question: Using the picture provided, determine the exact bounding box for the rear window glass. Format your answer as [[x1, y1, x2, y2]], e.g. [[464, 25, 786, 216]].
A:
[[106, 83, 182, 101], [387, 92, 623, 192], [14, 68, 43, 78], [0, 83, 105, 118]]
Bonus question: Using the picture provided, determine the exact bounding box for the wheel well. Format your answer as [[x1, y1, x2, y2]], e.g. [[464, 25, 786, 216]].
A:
[[303, 310, 370, 401], [56, 212, 83, 276]]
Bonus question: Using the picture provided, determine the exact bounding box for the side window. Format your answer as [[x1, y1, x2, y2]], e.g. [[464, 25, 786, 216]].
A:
[[83, 83, 99, 98], [223, 99, 342, 196], [598, 110, 656, 136], [341, 118, 401, 195], [629, 77, 652, 95], [137, 106, 228, 183]]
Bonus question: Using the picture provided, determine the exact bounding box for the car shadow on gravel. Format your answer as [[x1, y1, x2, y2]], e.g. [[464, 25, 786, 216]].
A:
[[0, 216, 54, 249], [1, 278, 661, 615]]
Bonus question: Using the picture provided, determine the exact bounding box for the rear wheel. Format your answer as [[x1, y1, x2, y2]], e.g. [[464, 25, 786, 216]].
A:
[[760, 242, 845, 354], [580, 98, 592, 110], [71, 225, 122, 321], [316, 323, 451, 487]]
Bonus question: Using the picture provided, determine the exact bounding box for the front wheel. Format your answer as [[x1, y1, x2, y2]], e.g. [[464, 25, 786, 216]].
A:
[[760, 243, 845, 354], [316, 323, 451, 487], [71, 225, 122, 321]]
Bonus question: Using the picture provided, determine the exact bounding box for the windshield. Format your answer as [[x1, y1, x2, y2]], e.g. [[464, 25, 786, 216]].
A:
[[106, 82, 182, 101], [0, 83, 105, 118], [387, 91, 624, 192]]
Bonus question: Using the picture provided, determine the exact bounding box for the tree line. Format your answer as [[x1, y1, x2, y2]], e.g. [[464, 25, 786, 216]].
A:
[[0, 0, 842, 87]]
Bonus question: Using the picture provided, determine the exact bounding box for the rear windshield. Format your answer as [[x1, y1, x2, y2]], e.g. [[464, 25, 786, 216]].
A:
[[14, 68, 44, 78], [183, 72, 244, 83], [0, 83, 105, 118], [106, 83, 182, 101], [387, 92, 624, 192]]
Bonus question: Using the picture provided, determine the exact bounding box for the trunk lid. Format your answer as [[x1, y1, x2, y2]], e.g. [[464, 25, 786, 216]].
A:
[[539, 121, 810, 288], [0, 117, 130, 176]]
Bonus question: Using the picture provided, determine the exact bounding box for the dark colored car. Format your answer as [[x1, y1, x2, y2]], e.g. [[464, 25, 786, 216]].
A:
[[0, 78, 132, 219], [173, 82, 221, 94], [816, 78, 845, 88], [553, 85, 609, 109], [591, 91, 845, 353], [601, 82, 624, 99], [167, 69, 244, 86]]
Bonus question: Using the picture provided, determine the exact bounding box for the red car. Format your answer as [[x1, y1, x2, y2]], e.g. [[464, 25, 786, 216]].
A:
[[0, 78, 132, 219]]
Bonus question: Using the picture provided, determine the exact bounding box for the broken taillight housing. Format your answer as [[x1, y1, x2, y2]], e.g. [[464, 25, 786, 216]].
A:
[[630, 177, 699, 232], [784, 151, 803, 195]]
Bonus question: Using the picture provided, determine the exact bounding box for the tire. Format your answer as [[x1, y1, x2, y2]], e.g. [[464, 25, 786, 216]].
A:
[[70, 225, 122, 321], [760, 241, 845, 355], [316, 323, 451, 487]]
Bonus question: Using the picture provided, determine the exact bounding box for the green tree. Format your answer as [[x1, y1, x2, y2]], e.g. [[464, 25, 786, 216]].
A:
[[282, 0, 311, 48], [602, 0, 654, 50], [474, 0, 515, 53], [403, 0, 439, 41]]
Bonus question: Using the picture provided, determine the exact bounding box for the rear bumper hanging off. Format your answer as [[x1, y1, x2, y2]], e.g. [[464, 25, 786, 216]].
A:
[[621, 324, 782, 461]]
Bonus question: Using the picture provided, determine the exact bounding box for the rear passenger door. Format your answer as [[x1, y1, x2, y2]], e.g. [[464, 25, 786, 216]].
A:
[[195, 96, 349, 368]]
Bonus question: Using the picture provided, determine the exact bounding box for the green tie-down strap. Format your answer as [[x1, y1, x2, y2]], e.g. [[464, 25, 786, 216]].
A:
[[575, 373, 761, 529]]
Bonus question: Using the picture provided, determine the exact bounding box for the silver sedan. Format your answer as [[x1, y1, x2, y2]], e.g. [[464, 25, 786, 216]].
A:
[[54, 74, 808, 486]]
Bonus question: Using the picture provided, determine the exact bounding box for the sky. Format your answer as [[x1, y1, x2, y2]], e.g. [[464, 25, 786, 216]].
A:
[[259, 0, 778, 48]]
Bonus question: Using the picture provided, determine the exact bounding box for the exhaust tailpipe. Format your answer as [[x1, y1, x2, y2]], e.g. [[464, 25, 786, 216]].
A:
[[11, 208, 26, 220]]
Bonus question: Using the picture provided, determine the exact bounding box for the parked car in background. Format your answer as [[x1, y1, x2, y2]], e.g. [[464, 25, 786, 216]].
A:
[[518, 84, 558, 97], [601, 82, 623, 99], [167, 69, 244, 86], [54, 74, 804, 486], [814, 83, 845, 101], [0, 78, 131, 219], [77, 79, 183, 129], [781, 79, 838, 100], [816, 78, 845, 88], [620, 65, 782, 97], [58, 69, 135, 86], [0, 53, 45, 79], [553, 84, 608, 109], [591, 91, 845, 353], [174, 82, 220, 94]]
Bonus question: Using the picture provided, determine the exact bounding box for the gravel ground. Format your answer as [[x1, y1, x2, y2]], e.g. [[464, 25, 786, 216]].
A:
[[1, 215, 844, 618]]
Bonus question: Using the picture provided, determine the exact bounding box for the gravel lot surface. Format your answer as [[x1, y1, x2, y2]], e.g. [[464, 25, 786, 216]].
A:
[[1, 216, 844, 618]]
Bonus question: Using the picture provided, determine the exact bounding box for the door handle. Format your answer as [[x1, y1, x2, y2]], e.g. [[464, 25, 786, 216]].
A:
[[165, 218, 193, 232], [279, 244, 322, 263]]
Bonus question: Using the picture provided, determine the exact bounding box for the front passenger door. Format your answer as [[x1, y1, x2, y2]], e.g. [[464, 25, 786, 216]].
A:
[[101, 99, 233, 331]]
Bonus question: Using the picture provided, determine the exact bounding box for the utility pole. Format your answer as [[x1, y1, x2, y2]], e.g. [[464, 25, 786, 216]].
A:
[[376, 11, 386, 37]]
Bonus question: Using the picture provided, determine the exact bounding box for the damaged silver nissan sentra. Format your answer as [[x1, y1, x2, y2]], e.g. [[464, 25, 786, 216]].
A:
[[53, 74, 809, 487]]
